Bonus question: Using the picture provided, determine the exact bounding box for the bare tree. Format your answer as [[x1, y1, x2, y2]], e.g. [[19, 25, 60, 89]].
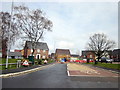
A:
[[14, 5, 53, 56], [0, 12, 20, 58], [86, 33, 115, 64]]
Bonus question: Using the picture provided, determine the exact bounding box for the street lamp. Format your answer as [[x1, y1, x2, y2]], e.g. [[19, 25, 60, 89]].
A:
[[5, 1, 14, 69]]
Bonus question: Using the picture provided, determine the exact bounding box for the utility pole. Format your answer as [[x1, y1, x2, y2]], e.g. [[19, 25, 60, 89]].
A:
[[5, 1, 14, 69]]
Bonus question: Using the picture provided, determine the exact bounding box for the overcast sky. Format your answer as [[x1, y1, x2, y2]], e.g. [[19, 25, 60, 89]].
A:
[[1, 0, 118, 55]]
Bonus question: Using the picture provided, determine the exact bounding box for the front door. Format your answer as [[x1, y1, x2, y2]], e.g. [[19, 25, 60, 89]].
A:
[[36, 54, 41, 59], [37, 55, 39, 59]]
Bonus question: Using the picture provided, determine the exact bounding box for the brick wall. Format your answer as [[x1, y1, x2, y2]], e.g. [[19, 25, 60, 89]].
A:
[[86, 52, 95, 60], [56, 54, 70, 61], [24, 49, 49, 59]]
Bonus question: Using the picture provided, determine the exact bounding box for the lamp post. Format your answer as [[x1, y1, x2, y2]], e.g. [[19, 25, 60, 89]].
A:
[[5, 1, 14, 69]]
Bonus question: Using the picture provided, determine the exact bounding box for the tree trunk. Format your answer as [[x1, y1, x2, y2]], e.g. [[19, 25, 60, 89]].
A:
[[31, 48, 35, 56], [87, 58, 89, 63], [94, 60, 98, 64], [2, 39, 7, 58], [31, 48, 35, 65]]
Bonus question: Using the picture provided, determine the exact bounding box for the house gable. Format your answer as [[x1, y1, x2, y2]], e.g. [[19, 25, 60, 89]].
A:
[[25, 41, 49, 50], [55, 49, 71, 61], [55, 49, 70, 55], [24, 41, 49, 59]]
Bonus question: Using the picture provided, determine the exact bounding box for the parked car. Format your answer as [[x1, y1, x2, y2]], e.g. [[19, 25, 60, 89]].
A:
[[100, 57, 113, 63], [106, 59, 113, 63], [61, 59, 65, 64], [83, 59, 87, 61], [83, 59, 93, 63]]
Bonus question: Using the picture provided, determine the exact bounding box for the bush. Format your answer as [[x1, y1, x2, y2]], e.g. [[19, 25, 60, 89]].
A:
[[36, 59, 42, 65]]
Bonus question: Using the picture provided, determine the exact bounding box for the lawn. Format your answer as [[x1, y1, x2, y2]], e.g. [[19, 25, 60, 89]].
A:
[[85, 62, 120, 70], [0, 64, 17, 70], [0, 58, 55, 70], [0, 58, 24, 70], [0, 58, 23, 64]]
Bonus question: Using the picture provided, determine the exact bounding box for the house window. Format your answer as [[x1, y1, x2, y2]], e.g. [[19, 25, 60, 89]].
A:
[[31, 49, 33, 53], [90, 55, 92, 58], [43, 50, 46, 53], [42, 55, 45, 59], [29, 54, 34, 56], [37, 49, 40, 53]]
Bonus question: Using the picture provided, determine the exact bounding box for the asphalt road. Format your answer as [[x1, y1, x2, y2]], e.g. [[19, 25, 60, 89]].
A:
[[2, 63, 119, 88]]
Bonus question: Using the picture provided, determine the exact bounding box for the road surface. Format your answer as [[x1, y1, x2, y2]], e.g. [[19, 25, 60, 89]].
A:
[[2, 63, 119, 88]]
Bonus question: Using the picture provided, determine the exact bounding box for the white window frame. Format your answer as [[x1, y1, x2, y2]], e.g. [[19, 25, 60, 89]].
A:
[[36, 54, 41, 59], [42, 55, 45, 59], [90, 55, 92, 58], [31, 49, 33, 53], [37, 49, 40, 53]]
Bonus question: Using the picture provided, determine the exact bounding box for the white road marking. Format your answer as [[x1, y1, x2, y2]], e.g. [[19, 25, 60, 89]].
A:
[[67, 71, 70, 76], [0, 63, 56, 78]]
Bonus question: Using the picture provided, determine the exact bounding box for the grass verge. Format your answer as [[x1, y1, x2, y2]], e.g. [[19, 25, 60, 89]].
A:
[[85, 62, 120, 70], [0, 58, 55, 70]]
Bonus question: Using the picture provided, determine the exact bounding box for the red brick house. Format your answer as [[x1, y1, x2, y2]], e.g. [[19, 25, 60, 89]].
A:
[[55, 49, 71, 61], [24, 41, 49, 59], [82, 50, 96, 60], [82, 50, 113, 61], [14, 50, 22, 52], [70, 54, 80, 60], [112, 49, 120, 62]]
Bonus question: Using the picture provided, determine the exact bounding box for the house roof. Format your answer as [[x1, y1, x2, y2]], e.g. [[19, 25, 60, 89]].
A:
[[25, 41, 49, 50], [55, 49, 70, 55], [8, 52, 22, 57], [82, 50, 113, 56], [82, 50, 95, 55], [14, 50, 22, 52], [113, 49, 120, 52], [51, 53, 55, 56], [71, 54, 79, 57]]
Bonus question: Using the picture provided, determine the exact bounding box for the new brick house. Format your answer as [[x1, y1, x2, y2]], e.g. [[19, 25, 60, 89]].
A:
[[55, 49, 71, 61], [24, 41, 49, 59], [112, 49, 120, 62], [82, 50, 113, 61], [82, 50, 96, 60], [70, 54, 80, 60]]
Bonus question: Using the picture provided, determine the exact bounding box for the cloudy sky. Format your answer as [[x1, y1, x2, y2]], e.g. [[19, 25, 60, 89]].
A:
[[1, 0, 118, 55]]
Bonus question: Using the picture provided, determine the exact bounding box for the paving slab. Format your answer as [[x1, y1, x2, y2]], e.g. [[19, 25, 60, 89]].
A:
[[67, 63, 119, 77]]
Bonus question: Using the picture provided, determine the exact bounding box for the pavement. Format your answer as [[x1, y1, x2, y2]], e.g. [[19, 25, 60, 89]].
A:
[[0, 62, 55, 78], [1, 65, 41, 74], [67, 63, 119, 77]]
